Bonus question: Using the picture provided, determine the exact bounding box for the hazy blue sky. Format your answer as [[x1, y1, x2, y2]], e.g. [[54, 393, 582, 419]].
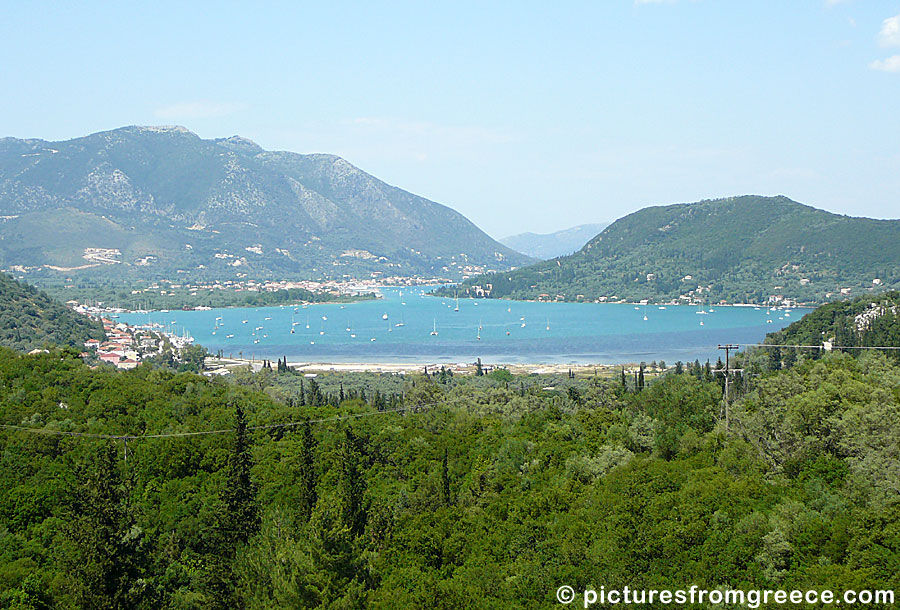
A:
[[1, 1, 898, 238]]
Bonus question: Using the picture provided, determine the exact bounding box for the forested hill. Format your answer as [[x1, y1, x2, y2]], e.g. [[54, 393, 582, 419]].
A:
[[448, 196, 900, 304], [0, 272, 103, 351], [0, 126, 530, 281], [765, 290, 900, 353], [1, 345, 899, 606]]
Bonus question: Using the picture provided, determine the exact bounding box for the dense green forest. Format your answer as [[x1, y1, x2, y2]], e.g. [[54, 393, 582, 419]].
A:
[[1, 345, 897, 608], [444, 196, 900, 304], [0, 272, 103, 352]]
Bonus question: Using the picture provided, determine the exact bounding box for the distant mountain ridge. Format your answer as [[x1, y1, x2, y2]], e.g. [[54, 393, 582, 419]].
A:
[[0, 126, 530, 280], [449, 195, 900, 304], [500, 223, 609, 259]]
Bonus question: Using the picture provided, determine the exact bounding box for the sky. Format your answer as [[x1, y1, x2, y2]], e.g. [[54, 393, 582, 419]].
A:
[[1, 1, 898, 239]]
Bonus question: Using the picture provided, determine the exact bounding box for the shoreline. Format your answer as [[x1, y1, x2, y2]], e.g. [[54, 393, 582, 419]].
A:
[[207, 356, 646, 376]]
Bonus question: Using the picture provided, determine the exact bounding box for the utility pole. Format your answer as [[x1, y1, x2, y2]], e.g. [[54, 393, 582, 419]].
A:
[[717, 344, 742, 431]]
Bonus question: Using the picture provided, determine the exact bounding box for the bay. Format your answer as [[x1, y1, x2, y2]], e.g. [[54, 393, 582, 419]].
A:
[[118, 288, 809, 365]]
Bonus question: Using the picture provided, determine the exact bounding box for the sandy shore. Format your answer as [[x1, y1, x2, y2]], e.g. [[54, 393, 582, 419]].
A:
[[207, 356, 638, 376]]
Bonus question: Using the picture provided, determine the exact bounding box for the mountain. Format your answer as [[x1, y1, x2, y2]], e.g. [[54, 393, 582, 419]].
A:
[[447, 195, 900, 304], [0, 272, 103, 352], [0, 126, 530, 281], [500, 223, 609, 259]]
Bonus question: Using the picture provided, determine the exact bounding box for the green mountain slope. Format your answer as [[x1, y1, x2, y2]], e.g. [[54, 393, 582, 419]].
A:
[[0, 272, 103, 351], [450, 196, 900, 304], [765, 291, 900, 353], [0, 126, 530, 280]]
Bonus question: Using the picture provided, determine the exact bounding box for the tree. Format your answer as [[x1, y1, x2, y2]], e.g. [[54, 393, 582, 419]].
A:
[[441, 449, 452, 507], [221, 404, 260, 546], [299, 420, 318, 521], [206, 404, 260, 608], [57, 443, 147, 609], [338, 428, 367, 537]]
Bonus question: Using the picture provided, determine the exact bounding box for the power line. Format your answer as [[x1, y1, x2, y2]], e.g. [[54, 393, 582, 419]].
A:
[[740, 343, 900, 351], [0, 399, 451, 446]]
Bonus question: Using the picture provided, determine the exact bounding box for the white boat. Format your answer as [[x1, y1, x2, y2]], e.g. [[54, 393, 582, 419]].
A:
[[382, 313, 388, 320], [546, 318, 550, 331], [430, 320, 438, 336], [226, 334, 234, 338]]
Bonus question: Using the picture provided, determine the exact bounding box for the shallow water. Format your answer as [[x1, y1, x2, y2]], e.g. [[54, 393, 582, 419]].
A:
[[118, 288, 808, 365]]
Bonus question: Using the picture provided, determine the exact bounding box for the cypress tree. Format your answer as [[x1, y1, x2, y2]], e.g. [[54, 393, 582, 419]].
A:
[[221, 404, 259, 546], [338, 428, 367, 537], [441, 449, 452, 507], [60, 443, 146, 609], [298, 420, 318, 521]]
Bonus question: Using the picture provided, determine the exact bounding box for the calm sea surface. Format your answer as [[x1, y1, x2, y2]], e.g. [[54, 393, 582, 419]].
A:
[[118, 288, 809, 365]]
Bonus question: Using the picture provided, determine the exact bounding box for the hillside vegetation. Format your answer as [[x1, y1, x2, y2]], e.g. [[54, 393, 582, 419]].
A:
[[0, 346, 897, 608], [0, 126, 530, 281], [0, 272, 102, 352], [448, 196, 900, 304]]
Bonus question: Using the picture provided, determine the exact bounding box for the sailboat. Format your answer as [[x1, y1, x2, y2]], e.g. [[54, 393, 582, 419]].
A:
[[643, 306, 648, 322], [476, 326, 481, 341], [454, 294, 459, 312], [430, 320, 438, 336], [395, 313, 405, 327], [546, 318, 550, 331]]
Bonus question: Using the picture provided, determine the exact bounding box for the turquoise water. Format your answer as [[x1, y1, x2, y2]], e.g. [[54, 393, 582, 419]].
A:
[[119, 288, 809, 364]]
